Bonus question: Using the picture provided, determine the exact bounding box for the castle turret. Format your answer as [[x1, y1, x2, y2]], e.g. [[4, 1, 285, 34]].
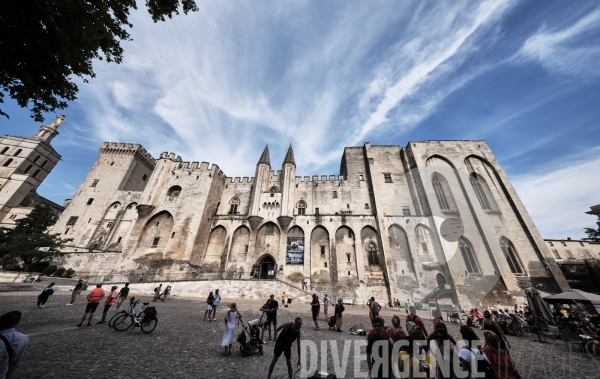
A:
[[0, 116, 64, 225], [280, 144, 296, 219], [247, 145, 271, 228]]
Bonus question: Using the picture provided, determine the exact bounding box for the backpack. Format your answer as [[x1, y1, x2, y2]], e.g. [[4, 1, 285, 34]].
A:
[[406, 314, 417, 330], [142, 307, 157, 323]]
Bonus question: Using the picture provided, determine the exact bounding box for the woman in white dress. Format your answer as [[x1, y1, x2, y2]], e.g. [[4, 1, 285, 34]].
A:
[[221, 303, 241, 356]]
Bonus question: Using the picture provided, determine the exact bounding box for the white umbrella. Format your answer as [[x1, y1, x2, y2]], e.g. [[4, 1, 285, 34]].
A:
[[544, 289, 600, 303]]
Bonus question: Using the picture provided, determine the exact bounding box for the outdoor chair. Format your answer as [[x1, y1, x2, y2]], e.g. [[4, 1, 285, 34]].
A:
[[541, 325, 560, 341], [560, 329, 584, 352]]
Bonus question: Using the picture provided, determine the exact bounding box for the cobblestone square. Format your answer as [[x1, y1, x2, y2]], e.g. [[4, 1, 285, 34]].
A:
[[1, 290, 599, 379]]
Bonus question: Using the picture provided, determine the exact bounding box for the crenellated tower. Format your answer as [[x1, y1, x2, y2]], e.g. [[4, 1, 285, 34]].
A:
[[248, 145, 271, 221]]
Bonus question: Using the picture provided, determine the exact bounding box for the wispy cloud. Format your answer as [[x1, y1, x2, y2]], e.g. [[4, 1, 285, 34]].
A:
[[70, 0, 516, 175], [519, 7, 600, 76], [512, 146, 600, 239]]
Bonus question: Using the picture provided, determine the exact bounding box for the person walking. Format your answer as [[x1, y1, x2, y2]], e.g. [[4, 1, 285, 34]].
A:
[[77, 283, 105, 327], [162, 285, 171, 301], [266, 317, 303, 379], [36, 282, 55, 308], [204, 291, 214, 322], [281, 292, 286, 307], [323, 294, 329, 320], [116, 283, 130, 310], [334, 298, 345, 332], [404, 299, 410, 314], [369, 297, 381, 318], [310, 294, 320, 330], [0, 311, 29, 379], [221, 303, 241, 356], [212, 289, 221, 320], [483, 310, 511, 354], [260, 298, 273, 343], [66, 280, 84, 306], [97, 286, 118, 324], [268, 295, 280, 339], [153, 284, 162, 302]]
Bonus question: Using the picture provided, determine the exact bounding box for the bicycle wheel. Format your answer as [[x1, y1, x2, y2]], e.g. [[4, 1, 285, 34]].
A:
[[141, 318, 158, 333], [108, 311, 125, 327], [113, 314, 134, 331]]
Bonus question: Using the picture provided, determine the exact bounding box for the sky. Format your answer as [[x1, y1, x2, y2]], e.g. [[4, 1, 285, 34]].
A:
[[1, 0, 599, 239]]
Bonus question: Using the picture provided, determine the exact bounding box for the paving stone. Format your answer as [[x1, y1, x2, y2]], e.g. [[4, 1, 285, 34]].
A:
[[1, 291, 598, 378]]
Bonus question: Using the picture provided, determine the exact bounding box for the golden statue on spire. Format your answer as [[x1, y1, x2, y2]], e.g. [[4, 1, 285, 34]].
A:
[[47, 114, 66, 128]]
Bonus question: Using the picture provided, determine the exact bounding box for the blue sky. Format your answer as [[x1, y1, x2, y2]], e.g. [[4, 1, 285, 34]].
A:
[[1, 0, 599, 239]]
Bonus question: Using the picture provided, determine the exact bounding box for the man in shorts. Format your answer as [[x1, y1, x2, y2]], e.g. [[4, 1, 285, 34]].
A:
[[267, 317, 302, 379], [66, 280, 84, 306], [97, 286, 118, 324], [259, 298, 273, 343], [77, 283, 105, 327], [267, 295, 279, 340], [116, 282, 130, 310]]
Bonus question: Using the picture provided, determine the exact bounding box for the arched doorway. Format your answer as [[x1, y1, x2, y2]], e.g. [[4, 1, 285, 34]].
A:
[[254, 254, 276, 279]]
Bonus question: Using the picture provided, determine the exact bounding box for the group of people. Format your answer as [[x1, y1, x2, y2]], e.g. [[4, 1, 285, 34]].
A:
[[308, 293, 345, 332], [152, 284, 172, 302], [555, 304, 600, 356], [365, 307, 521, 379], [392, 298, 412, 314], [203, 289, 221, 322]]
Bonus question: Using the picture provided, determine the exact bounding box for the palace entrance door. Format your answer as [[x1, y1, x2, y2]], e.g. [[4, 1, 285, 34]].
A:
[[256, 255, 276, 279]]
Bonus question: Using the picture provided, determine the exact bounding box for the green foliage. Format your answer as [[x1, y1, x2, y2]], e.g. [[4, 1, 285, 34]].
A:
[[0, 205, 72, 270], [583, 226, 600, 242], [64, 268, 76, 278], [0, 0, 198, 122], [42, 265, 57, 276], [54, 267, 66, 277]]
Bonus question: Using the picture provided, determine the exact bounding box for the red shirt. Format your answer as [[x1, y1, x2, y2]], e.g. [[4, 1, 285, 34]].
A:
[[105, 290, 118, 305]]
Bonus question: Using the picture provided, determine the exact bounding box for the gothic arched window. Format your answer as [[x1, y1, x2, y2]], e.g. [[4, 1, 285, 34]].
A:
[[297, 200, 307, 216], [229, 197, 240, 214], [432, 178, 449, 210], [471, 175, 491, 210], [459, 238, 480, 274], [367, 240, 379, 265], [500, 238, 524, 274]]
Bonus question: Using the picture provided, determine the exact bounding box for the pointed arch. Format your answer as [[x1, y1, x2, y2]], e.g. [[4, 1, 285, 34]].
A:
[[414, 224, 434, 259], [500, 237, 525, 274], [431, 172, 457, 211], [296, 200, 307, 216], [229, 196, 240, 214], [459, 237, 480, 274], [361, 225, 380, 267], [204, 225, 228, 264], [256, 222, 280, 262], [229, 225, 250, 266], [335, 226, 356, 277], [311, 226, 330, 273], [136, 211, 174, 254], [389, 224, 416, 275]]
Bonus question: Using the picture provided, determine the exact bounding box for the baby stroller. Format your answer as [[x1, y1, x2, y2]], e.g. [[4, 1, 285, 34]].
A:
[[237, 318, 263, 357], [327, 316, 336, 330]]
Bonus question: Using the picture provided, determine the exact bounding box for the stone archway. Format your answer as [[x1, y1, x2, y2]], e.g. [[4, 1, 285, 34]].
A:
[[255, 254, 276, 279]]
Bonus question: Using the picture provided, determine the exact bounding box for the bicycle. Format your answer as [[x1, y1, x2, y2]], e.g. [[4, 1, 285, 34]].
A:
[[112, 301, 158, 333], [108, 298, 139, 327]]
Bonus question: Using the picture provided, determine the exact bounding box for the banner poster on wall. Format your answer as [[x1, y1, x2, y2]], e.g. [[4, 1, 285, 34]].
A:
[[286, 237, 304, 264]]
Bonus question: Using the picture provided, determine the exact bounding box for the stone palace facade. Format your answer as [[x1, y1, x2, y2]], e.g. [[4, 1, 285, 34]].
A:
[[1, 122, 571, 308]]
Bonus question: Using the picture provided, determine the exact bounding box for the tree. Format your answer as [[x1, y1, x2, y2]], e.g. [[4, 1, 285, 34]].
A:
[[0, 0, 198, 122], [583, 226, 600, 242], [0, 205, 72, 270]]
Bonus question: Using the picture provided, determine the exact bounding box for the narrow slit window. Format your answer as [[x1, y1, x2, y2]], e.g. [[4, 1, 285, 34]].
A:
[[33, 169, 41, 178], [320, 245, 325, 255], [151, 237, 160, 247], [383, 173, 392, 183], [91, 179, 99, 187], [86, 198, 94, 205]]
